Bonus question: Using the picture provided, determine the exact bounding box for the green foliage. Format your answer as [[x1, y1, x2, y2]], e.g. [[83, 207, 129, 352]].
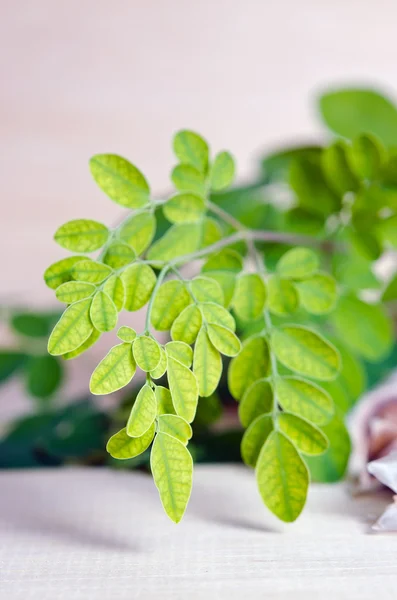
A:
[[271, 326, 340, 381], [48, 299, 93, 356], [1, 310, 65, 403], [305, 414, 351, 482], [151, 432, 193, 523], [90, 343, 136, 394], [256, 431, 309, 522], [330, 295, 393, 361], [0, 351, 27, 382], [122, 263, 156, 311], [54, 219, 109, 253], [90, 291, 118, 332], [319, 88, 397, 146], [26, 355, 63, 399], [163, 193, 206, 224], [43, 124, 397, 525], [107, 425, 155, 460], [90, 154, 150, 208], [127, 384, 157, 437], [210, 152, 235, 191]]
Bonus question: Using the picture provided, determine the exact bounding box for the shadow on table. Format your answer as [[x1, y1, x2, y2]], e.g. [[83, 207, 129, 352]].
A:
[[188, 466, 279, 533], [0, 472, 138, 552]]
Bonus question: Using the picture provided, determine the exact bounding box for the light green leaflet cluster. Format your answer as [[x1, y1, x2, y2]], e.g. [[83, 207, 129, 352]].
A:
[[44, 129, 394, 524]]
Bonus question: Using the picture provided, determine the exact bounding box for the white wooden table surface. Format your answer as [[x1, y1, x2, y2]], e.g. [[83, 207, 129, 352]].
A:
[[0, 466, 395, 599]]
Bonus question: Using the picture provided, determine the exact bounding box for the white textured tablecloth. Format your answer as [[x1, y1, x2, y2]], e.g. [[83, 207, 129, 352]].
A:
[[0, 466, 395, 599]]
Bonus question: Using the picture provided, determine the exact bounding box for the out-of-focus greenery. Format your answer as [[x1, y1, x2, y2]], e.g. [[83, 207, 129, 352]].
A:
[[1, 84, 397, 476]]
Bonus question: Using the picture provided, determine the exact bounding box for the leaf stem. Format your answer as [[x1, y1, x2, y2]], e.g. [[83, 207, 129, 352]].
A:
[[207, 201, 247, 232], [248, 239, 279, 424]]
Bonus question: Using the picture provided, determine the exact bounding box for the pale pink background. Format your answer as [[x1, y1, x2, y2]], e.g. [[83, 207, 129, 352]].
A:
[[1, 0, 397, 417]]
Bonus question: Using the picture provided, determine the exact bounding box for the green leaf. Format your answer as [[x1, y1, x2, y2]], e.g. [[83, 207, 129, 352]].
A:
[[89, 154, 150, 208], [347, 134, 384, 180], [48, 299, 93, 356], [171, 304, 202, 344], [377, 214, 397, 248], [348, 229, 381, 262], [256, 431, 309, 522], [171, 164, 206, 196], [319, 88, 397, 147], [305, 414, 351, 482], [241, 414, 273, 467], [150, 348, 168, 379], [261, 145, 322, 182], [200, 217, 223, 247], [321, 142, 358, 195], [151, 280, 191, 331], [25, 354, 63, 399], [54, 219, 109, 252], [202, 248, 243, 273], [320, 380, 351, 414], [147, 223, 202, 261], [127, 384, 157, 437], [0, 352, 26, 383], [163, 193, 206, 224], [233, 274, 266, 321], [55, 281, 96, 304], [158, 414, 192, 445], [44, 256, 86, 289], [193, 328, 222, 397], [194, 392, 222, 426], [275, 376, 334, 426], [173, 130, 209, 173], [11, 313, 54, 338], [228, 335, 269, 400], [165, 341, 193, 368], [207, 323, 241, 357], [289, 158, 339, 217], [210, 151, 235, 191], [383, 274, 397, 302], [332, 252, 380, 291], [296, 272, 337, 315], [117, 326, 137, 342], [267, 275, 298, 316], [330, 294, 393, 361], [212, 273, 236, 307], [155, 386, 175, 415], [103, 242, 136, 269], [331, 339, 366, 404], [71, 260, 112, 284], [90, 291, 118, 332], [103, 275, 125, 312], [284, 207, 325, 236], [118, 211, 156, 255], [106, 424, 155, 459], [167, 356, 199, 422], [278, 413, 328, 455], [90, 343, 136, 394], [199, 302, 236, 331], [271, 325, 341, 381], [151, 431, 193, 523], [238, 379, 273, 427], [121, 263, 156, 311], [132, 336, 161, 372], [276, 247, 319, 279], [62, 328, 101, 360], [190, 276, 224, 305]]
